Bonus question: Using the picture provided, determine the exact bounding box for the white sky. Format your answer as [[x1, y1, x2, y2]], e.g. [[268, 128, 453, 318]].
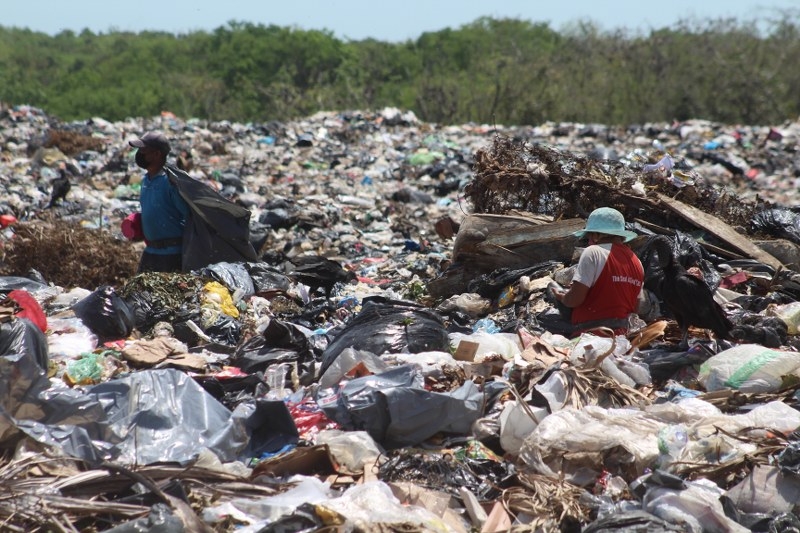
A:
[[3, 0, 798, 40]]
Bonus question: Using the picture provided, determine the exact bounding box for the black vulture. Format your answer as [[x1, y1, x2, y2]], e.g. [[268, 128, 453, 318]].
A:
[[650, 235, 733, 348], [287, 255, 356, 300], [47, 167, 71, 208]]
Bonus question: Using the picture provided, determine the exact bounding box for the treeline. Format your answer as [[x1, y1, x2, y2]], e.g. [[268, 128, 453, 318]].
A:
[[1, 15, 798, 126]]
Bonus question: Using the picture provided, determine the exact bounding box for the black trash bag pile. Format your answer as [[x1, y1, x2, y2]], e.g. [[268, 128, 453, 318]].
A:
[[319, 364, 483, 448], [319, 296, 450, 376]]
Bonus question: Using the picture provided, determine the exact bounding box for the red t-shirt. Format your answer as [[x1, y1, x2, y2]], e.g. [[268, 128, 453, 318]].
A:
[[571, 243, 644, 326]]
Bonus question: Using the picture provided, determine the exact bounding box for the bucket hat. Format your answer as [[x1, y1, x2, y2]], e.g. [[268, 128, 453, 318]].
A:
[[573, 207, 637, 242]]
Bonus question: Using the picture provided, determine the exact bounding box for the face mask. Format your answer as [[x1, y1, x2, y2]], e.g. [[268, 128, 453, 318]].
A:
[[135, 150, 150, 169]]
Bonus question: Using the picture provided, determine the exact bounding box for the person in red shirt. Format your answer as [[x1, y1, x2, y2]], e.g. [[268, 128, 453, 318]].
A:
[[552, 207, 643, 336]]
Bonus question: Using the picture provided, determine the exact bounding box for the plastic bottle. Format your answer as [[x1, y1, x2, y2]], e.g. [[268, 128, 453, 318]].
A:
[[657, 424, 688, 467], [266, 364, 288, 400]]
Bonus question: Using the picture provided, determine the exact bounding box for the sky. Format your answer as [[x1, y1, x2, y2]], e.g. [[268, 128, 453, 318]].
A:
[[3, 0, 799, 41]]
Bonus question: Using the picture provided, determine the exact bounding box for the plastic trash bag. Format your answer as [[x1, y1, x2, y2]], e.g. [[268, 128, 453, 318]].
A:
[[316, 429, 384, 472], [752, 208, 800, 245], [435, 292, 491, 318], [643, 478, 748, 533], [321, 481, 452, 533], [64, 352, 105, 386], [777, 441, 800, 476], [571, 333, 651, 386], [766, 301, 800, 334], [0, 275, 49, 294], [72, 285, 135, 342], [698, 344, 800, 393], [199, 261, 255, 298], [0, 318, 48, 371], [238, 399, 299, 458], [318, 347, 389, 389], [246, 262, 291, 292], [124, 290, 173, 332], [233, 319, 316, 374], [204, 313, 242, 346], [87, 368, 248, 464], [319, 297, 450, 376], [319, 364, 483, 449], [202, 281, 240, 318]]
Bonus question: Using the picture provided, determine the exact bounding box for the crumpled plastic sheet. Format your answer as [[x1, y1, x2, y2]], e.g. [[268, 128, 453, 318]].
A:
[[519, 400, 800, 486], [4, 367, 251, 465], [643, 478, 748, 533], [319, 364, 483, 449], [87, 368, 249, 465], [1, 338, 113, 462]]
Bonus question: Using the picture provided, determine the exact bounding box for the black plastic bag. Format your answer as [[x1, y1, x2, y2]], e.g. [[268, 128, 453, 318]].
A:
[[241, 399, 299, 458], [777, 441, 800, 476], [319, 364, 483, 449], [752, 208, 800, 245], [246, 262, 292, 292], [0, 318, 49, 375], [72, 286, 135, 342], [232, 319, 316, 374], [205, 314, 242, 346], [124, 290, 173, 331], [467, 261, 561, 300], [319, 297, 450, 376]]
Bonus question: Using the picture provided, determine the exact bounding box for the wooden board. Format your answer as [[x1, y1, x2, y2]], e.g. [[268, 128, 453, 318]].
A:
[[657, 194, 783, 270]]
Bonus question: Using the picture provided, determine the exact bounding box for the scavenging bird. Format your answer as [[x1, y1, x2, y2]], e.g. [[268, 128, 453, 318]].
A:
[[650, 235, 733, 349], [287, 255, 357, 300], [47, 167, 71, 208]]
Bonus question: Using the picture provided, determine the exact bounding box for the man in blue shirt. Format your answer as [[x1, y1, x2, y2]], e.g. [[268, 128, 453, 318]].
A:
[[129, 131, 189, 273]]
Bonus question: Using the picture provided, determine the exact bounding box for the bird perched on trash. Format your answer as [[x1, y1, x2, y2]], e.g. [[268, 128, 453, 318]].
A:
[[650, 235, 733, 349], [286, 255, 356, 300], [47, 167, 71, 208]]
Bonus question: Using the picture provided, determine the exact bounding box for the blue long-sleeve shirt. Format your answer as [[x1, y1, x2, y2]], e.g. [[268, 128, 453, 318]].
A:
[[140, 170, 190, 255]]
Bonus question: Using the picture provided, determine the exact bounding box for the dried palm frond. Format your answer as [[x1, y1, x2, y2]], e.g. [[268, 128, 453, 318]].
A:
[[502, 470, 589, 530]]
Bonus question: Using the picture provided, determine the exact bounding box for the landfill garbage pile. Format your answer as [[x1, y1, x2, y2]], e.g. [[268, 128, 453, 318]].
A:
[[2, 102, 800, 531]]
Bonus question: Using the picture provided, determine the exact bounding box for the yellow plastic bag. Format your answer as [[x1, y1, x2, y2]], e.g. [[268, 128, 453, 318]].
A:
[[202, 281, 239, 318]]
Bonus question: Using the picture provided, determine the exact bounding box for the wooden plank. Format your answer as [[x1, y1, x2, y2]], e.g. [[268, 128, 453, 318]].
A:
[[657, 194, 782, 270]]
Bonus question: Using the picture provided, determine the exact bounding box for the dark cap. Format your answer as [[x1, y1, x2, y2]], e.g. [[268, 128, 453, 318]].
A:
[[129, 131, 171, 155]]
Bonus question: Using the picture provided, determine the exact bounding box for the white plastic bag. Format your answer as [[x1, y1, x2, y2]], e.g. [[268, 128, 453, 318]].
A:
[[316, 429, 384, 472], [449, 331, 522, 360], [698, 344, 800, 393]]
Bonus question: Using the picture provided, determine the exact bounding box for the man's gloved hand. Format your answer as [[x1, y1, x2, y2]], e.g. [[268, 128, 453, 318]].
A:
[[121, 212, 144, 241]]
